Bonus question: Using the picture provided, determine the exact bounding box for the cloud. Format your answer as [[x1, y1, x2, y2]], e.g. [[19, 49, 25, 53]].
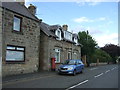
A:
[[3, 0, 119, 2], [86, 27, 103, 35], [73, 17, 94, 23], [72, 25, 103, 35], [98, 17, 106, 21], [73, 17, 107, 23], [71, 25, 118, 47], [88, 2, 100, 6], [94, 33, 118, 47]]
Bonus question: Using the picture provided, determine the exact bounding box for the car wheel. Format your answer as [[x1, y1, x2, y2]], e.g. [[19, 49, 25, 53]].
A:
[[80, 68, 83, 73], [58, 72, 61, 75], [73, 70, 76, 76]]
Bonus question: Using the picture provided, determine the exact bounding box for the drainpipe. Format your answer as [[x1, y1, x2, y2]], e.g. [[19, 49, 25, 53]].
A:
[[0, 2, 4, 88], [2, 7, 5, 61], [71, 31, 73, 59], [38, 19, 42, 72]]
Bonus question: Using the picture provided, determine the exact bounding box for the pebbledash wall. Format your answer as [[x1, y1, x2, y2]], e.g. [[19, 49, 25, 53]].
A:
[[40, 31, 81, 71], [2, 5, 40, 76]]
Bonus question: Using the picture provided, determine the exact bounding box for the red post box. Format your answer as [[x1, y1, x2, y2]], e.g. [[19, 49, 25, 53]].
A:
[[51, 57, 56, 71]]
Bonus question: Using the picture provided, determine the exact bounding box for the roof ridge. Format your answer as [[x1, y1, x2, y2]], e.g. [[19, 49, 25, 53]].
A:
[[2, 2, 40, 22], [18, 2, 40, 21]]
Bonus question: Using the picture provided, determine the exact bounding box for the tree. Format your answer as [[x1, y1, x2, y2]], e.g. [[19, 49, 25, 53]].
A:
[[78, 31, 97, 65], [101, 44, 120, 63], [91, 49, 112, 63]]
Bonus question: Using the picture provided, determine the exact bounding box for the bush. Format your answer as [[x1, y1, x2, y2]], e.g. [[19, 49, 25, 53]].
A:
[[91, 49, 112, 63]]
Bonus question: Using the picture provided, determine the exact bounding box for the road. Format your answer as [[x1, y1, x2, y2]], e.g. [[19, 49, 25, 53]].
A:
[[2, 64, 118, 89]]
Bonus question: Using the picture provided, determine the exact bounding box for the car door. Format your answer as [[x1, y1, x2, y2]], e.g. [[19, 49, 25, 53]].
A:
[[77, 60, 82, 72], [75, 60, 80, 73]]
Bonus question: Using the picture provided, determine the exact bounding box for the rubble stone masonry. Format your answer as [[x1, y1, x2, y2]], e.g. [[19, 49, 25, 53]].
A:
[[40, 31, 81, 71], [2, 8, 40, 76]]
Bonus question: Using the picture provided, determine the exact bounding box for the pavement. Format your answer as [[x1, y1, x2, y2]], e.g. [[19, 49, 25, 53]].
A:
[[2, 66, 94, 83], [2, 70, 57, 83], [2, 63, 108, 83]]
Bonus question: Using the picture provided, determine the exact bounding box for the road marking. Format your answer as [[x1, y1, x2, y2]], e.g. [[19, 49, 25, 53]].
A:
[[90, 68, 98, 71], [66, 80, 89, 90], [94, 73, 103, 78], [111, 68, 114, 70], [2, 74, 57, 86], [105, 70, 110, 73], [111, 67, 117, 70]]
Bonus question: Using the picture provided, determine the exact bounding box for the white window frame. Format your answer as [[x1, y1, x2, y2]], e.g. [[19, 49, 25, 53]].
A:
[[55, 29, 61, 40], [73, 52, 77, 59], [55, 49, 60, 63], [74, 37, 78, 44], [64, 31, 72, 41], [13, 15, 22, 32]]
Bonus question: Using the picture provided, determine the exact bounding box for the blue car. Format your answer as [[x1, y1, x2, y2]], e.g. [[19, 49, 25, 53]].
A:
[[58, 59, 84, 76]]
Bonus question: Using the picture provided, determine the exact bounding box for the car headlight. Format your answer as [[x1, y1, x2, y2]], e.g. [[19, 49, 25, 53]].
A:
[[67, 67, 74, 70]]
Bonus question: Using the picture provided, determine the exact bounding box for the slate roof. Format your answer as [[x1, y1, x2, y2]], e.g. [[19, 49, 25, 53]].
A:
[[1, 2, 39, 21], [63, 38, 76, 44], [40, 22, 82, 45], [73, 33, 78, 38], [49, 25, 61, 30], [40, 22, 58, 37]]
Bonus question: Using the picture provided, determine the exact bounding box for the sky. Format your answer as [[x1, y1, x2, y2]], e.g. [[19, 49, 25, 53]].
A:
[[25, 1, 118, 47]]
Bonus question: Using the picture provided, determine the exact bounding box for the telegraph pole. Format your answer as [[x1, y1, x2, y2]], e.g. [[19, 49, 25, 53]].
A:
[[86, 30, 89, 67]]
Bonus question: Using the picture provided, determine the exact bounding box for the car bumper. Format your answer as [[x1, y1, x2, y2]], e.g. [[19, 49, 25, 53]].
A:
[[58, 69, 74, 74]]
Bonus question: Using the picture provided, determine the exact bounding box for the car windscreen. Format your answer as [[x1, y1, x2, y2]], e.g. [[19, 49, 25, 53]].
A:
[[63, 60, 76, 65]]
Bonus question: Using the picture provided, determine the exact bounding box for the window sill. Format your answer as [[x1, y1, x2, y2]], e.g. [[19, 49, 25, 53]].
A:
[[56, 38, 62, 41], [55, 62, 61, 64], [5, 61, 25, 64], [12, 30, 23, 35]]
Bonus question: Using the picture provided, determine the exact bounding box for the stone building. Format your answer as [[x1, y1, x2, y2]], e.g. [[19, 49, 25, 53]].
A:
[[40, 22, 81, 71], [1, 2, 41, 76], [1, 2, 82, 76]]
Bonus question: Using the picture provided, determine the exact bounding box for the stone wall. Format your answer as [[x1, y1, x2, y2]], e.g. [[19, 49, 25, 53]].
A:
[[0, 5, 2, 89], [2, 9, 40, 76], [40, 31, 81, 71]]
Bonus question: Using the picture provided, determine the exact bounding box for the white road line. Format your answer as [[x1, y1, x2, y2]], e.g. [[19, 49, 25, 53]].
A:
[[94, 73, 103, 78], [105, 70, 110, 73], [111, 67, 116, 70], [66, 80, 89, 90], [111, 68, 114, 70], [90, 68, 98, 71]]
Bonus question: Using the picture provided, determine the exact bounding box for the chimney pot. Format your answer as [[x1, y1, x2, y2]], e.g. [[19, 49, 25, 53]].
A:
[[62, 24, 68, 31], [17, 0, 25, 5], [28, 4, 36, 15]]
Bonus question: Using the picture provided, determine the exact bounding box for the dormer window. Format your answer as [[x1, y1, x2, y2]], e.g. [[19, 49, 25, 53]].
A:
[[74, 37, 78, 44], [64, 31, 72, 41], [55, 29, 61, 40]]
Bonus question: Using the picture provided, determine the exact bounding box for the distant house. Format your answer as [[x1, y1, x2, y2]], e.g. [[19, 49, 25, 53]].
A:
[[40, 23, 81, 70], [1, 2, 41, 76]]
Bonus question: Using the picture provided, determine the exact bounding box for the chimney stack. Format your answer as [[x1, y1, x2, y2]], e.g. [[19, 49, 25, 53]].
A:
[[17, 0, 25, 6], [28, 4, 36, 15], [62, 25, 68, 31]]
